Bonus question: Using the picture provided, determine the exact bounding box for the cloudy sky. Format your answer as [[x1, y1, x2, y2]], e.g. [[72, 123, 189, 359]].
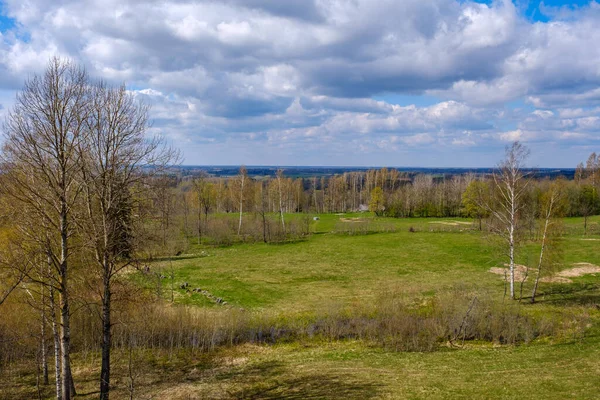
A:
[[0, 0, 599, 167]]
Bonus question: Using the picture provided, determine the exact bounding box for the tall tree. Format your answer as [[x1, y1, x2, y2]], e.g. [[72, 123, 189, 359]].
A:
[[78, 81, 176, 400], [531, 181, 565, 303], [2, 57, 89, 399], [490, 141, 531, 299], [461, 179, 490, 230], [369, 187, 385, 216], [237, 166, 247, 236], [276, 169, 286, 232]]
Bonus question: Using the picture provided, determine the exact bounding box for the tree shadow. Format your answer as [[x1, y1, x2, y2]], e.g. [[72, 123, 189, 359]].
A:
[[221, 360, 382, 399], [532, 282, 600, 306]]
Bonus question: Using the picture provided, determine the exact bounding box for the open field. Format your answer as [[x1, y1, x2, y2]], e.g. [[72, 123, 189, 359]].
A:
[[3, 214, 600, 399], [144, 214, 600, 312]]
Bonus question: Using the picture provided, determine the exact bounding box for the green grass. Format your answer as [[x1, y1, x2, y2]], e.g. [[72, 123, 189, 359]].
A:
[[4, 214, 600, 399], [146, 214, 600, 313]]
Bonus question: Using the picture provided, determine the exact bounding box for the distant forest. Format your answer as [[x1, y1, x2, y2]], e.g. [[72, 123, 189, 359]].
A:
[[175, 165, 577, 180]]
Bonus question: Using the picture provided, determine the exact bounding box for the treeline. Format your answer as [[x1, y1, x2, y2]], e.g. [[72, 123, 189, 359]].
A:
[[149, 155, 599, 241]]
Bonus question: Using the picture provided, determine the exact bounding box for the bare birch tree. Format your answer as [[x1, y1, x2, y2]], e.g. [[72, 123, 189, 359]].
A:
[[531, 181, 564, 303], [490, 141, 531, 299], [78, 81, 176, 400], [1, 57, 89, 399], [237, 166, 247, 236], [276, 169, 285, 232]]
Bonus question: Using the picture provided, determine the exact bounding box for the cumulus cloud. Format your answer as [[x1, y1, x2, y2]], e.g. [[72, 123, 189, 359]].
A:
[[0, 0, 599, 166]]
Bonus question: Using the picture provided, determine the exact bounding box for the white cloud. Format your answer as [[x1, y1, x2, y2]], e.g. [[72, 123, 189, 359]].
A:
[[1, 0, 600, 166]]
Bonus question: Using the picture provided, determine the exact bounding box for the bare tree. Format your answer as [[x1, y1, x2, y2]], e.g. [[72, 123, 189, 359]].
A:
[[78, 81, 176, 400], [237, 166, 247, 236], [531, 181, 564, 303], [490, 141, 531, 299], [1, 57, 89, 399], [276, 169, 285, 232]]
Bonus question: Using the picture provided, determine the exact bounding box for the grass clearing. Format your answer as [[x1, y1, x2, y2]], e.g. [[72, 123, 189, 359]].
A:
[[3, 215, 600, 399]]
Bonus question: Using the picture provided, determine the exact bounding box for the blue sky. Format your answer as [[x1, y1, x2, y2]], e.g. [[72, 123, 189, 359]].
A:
[[0, 0, 599, 167]]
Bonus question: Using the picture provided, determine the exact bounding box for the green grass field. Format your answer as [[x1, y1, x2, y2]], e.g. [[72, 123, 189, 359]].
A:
[[3, 214, 600, 399], [147, 214, 600, 313]]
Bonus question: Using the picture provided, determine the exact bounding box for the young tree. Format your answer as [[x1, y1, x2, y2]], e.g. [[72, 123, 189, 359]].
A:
[[276, 169, 286, 232], [237, 166, 247, 236], [78, 81, 176, 400], [369, 187, 385, 216], [193, 175, 215, 243], [490, 141, 531, 300], [586, 152, 598, 187], [531, 181, 565, 303], [2, 57, 89, 399], [579, 185, 599, 235], [461, 180, 490, 230]]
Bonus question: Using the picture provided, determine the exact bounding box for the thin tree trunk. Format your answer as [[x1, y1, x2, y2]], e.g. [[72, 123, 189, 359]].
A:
[[197, 192, 202, 244], [60, 209, 74, 400], [532, 197, 555, 303], [40, 282, 49, 386], [237, 174, 244, 236], [509, 226, 515, 300], [509, 182, 516, 300], [278, 177, 285, 232], [261, 183, 267, 243], [100, 269, 111, 399], [49, 285, 62, 400]]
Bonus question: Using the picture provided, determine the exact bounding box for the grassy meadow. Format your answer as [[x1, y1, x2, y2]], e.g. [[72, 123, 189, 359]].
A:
[[148, 213, 600, 312], [3, 213, 600, 399]]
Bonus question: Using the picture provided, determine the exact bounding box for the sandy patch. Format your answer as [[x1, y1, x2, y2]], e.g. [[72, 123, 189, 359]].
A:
[[557, 263, 600, 277], [489, 264, 529, 281], [340, 217, 365, 223], [580, 238, 600, 241], [489, 262, 600, 283], [429, 221, 472, 226]]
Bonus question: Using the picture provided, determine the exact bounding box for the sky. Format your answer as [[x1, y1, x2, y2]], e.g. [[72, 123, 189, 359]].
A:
[[0, 0, 599, 167]]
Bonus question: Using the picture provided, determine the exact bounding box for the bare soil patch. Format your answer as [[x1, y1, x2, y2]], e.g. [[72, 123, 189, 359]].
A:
[[340, 217, 365, 223], [489, 264, 529, 281], [557, 263, 600, 277], [429, 221, 472, 226], [488, 262, 600, 283]]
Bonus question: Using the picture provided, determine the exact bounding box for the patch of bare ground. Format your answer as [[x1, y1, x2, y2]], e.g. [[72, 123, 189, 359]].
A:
[[489, 264, 529, 281], [557, 263, 600, 277], [488, 263, 600, 283], [580, 238, 600, 241], [429, 221, 471, 226], [340, 217, 364, 222]]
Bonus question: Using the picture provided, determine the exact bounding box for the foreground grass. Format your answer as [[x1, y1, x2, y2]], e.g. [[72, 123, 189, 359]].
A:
[[4, 215, 599, 399], [4, 335, 600, 399]]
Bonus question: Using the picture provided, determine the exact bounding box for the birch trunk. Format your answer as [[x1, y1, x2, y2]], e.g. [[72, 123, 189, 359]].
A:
[[49, 285, 62, 400]]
